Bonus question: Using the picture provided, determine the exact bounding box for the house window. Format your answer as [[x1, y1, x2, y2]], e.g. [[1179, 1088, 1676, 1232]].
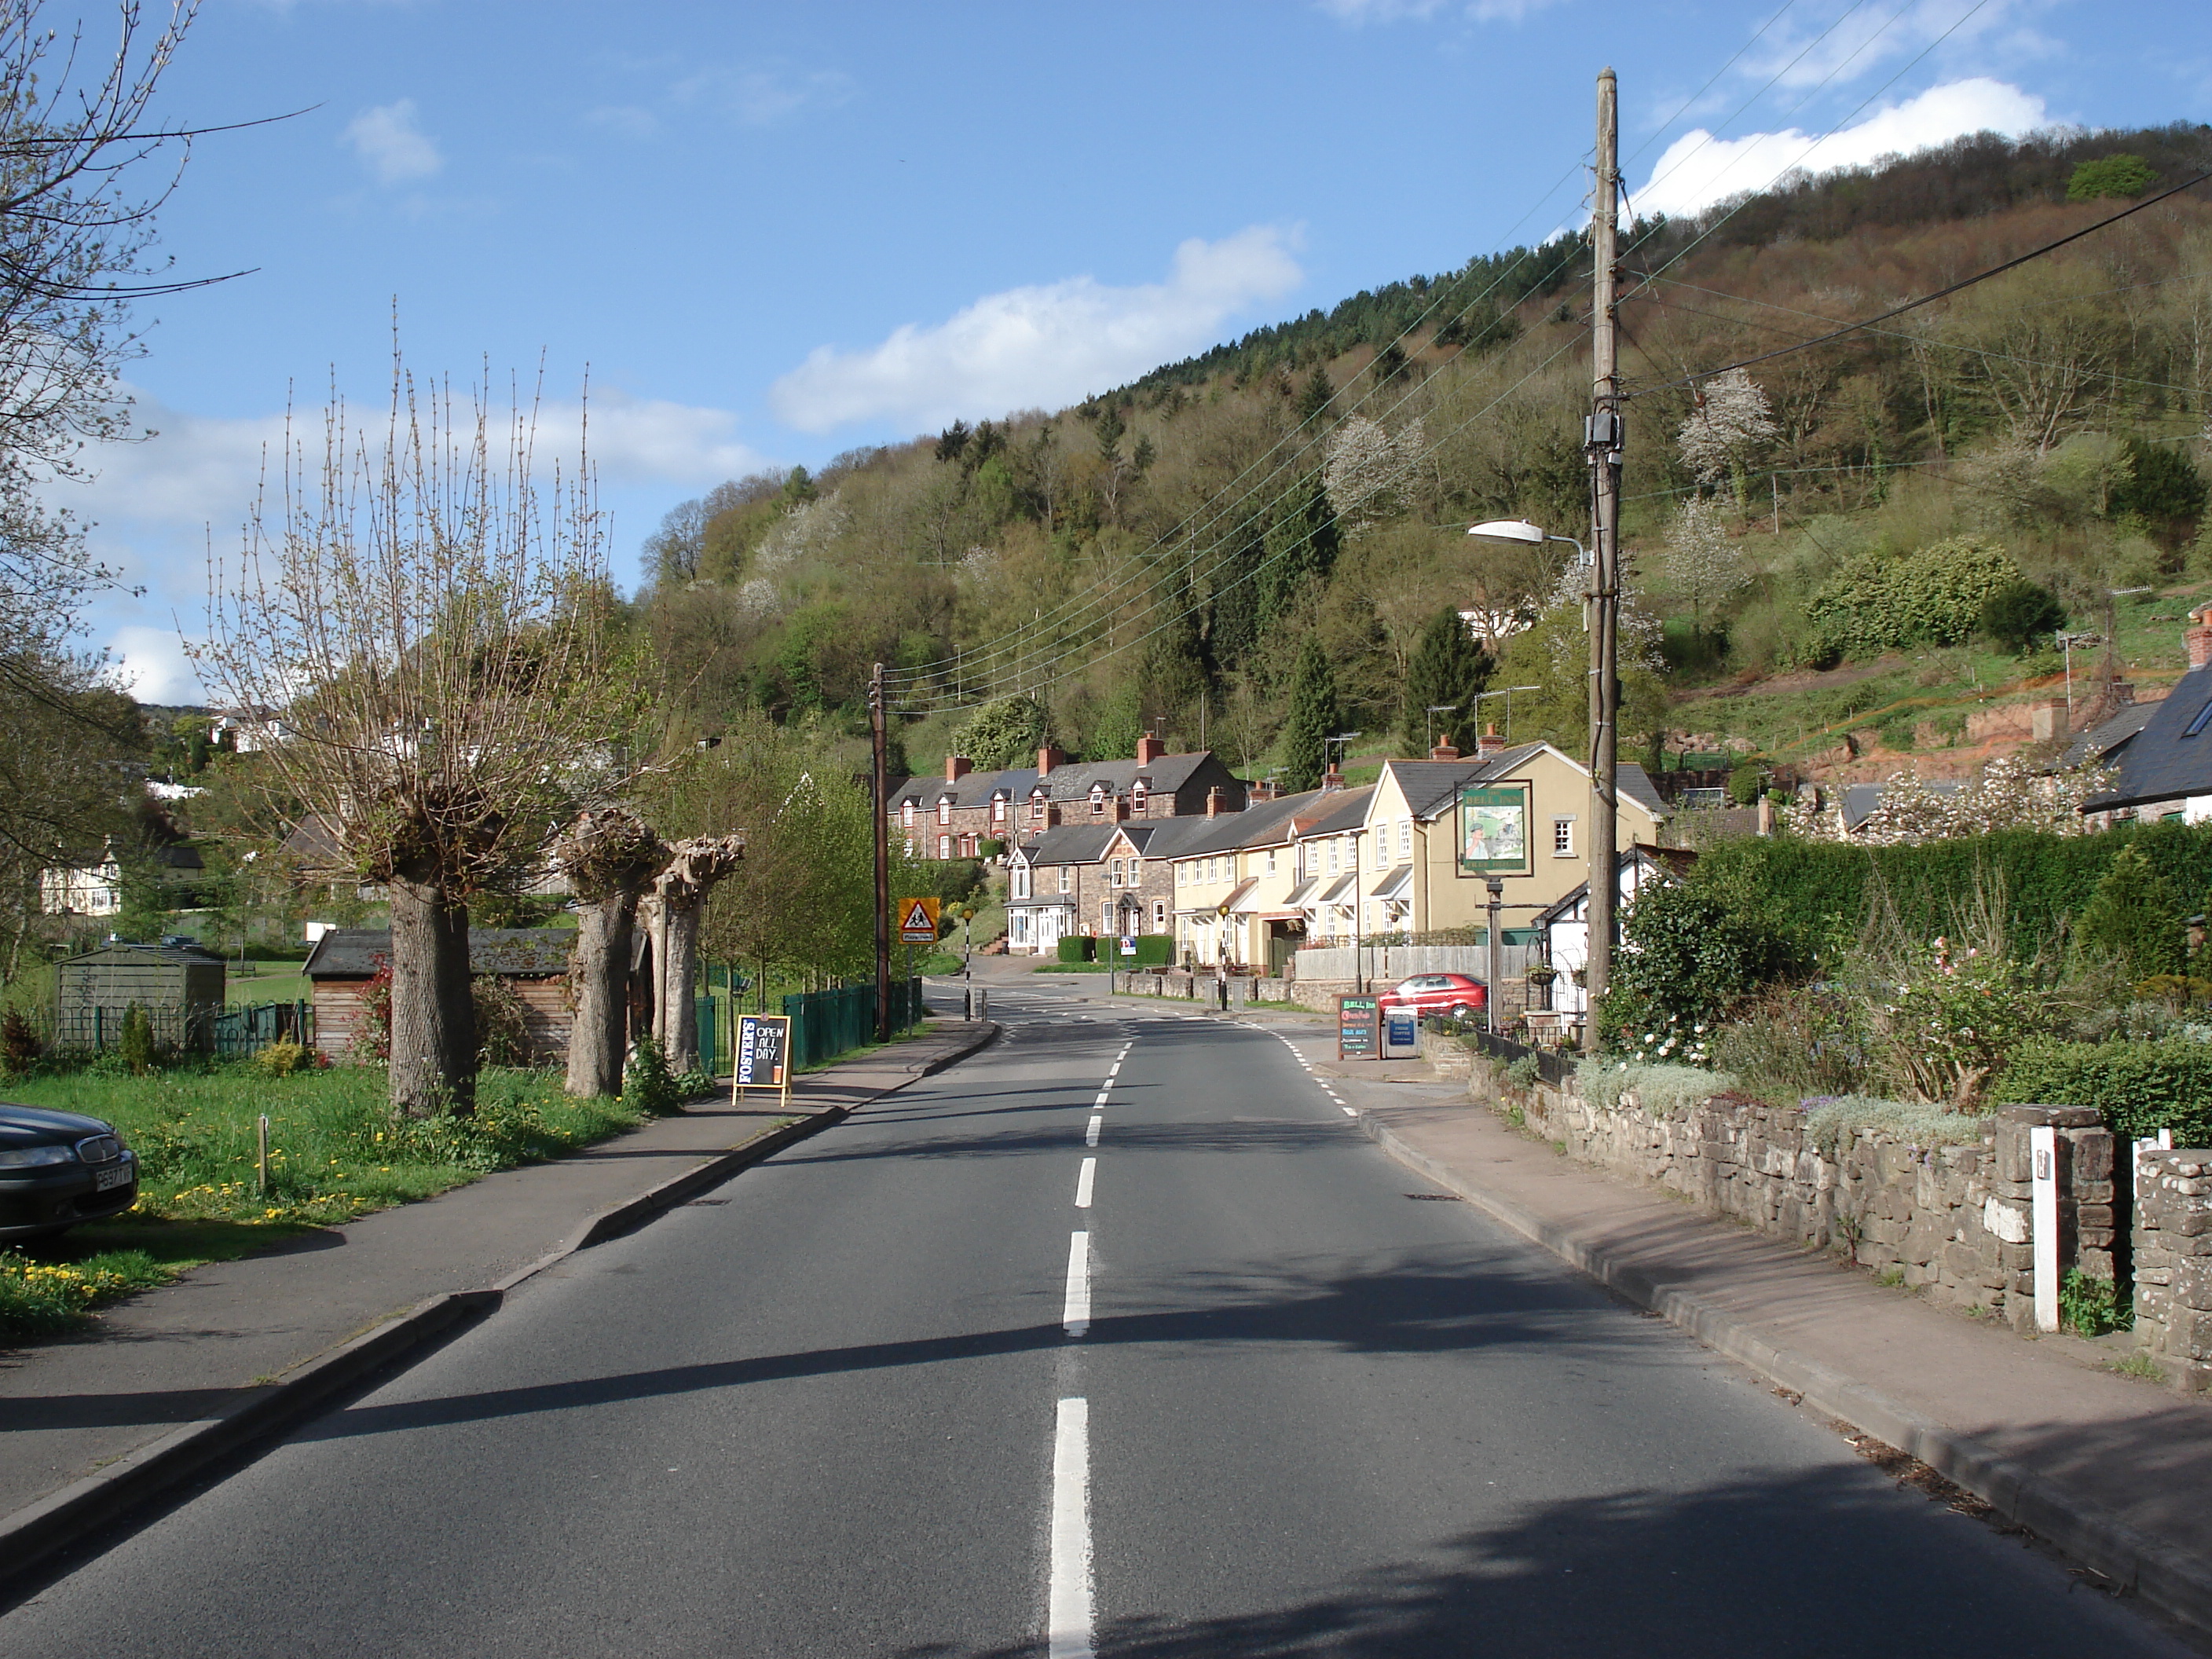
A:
[[1110, 858, 1123, 887], [902, 800, 915, 827], [938, 834, 951, 859], [1013, 863, 1031, 899], [938, 798, 951, 825], [1553, 816, 1576, 857], [1153, 901, 1166, 927], [1327, 840, 1339, 875], [1031, 793, 1046, 822], [1128, 856, 1141, 883], [1398, 818, 1412, 861], [1132, 781, 1148, 814], [1102, 901, 1115, 934], [1090, 785, 1107, 817], [1060, 866, 1071, 894], [1266, 849, 1277, 877], [992, 797, 1005, 824]]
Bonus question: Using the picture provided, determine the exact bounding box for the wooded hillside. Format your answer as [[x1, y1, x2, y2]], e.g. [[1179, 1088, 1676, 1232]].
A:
[[634, 121, 2212, 781]]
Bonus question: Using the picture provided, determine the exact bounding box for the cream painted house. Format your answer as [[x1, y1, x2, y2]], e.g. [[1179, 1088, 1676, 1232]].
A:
[[1345, 742, 1670, 943], [1166, 787, 1340, 974]]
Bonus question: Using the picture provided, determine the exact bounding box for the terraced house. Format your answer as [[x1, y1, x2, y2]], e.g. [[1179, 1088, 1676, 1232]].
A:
[[888, 736, 1247, 859]]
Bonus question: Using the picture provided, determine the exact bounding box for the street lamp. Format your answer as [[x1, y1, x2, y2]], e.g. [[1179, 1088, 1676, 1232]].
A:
[[1468, 518, 1588, 565]]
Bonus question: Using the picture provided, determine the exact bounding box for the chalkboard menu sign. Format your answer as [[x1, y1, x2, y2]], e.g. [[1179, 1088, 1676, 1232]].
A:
[[734, 1013, 792, 1107], [1338, 994, 1379, 1060]]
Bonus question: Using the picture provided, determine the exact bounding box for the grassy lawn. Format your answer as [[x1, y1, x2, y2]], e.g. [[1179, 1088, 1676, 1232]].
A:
[[1035, 961, 1117, 974], [1, 1061, 639, 1338]]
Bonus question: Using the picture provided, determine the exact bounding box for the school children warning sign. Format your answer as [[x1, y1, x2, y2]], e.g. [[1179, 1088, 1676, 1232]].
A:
[[898, 895, 941, 943]]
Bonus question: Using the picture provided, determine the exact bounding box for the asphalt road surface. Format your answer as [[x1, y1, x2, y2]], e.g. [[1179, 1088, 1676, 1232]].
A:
[[3, 983, 2192, 1657]]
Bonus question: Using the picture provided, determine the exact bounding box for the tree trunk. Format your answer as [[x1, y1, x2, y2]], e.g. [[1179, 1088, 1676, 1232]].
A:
[[661, 900, 704, 1073], [566, 893, 633, 1098], [388, 872, 476, 1117]]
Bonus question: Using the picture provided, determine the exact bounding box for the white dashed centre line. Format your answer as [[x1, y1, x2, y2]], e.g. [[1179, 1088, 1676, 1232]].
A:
[[1047, 1396, 1094, 1659], [1062, 1232, 1091, 1337], [1086, 1115, 1101, 1147], [1074, 1157, 1096, 1209]]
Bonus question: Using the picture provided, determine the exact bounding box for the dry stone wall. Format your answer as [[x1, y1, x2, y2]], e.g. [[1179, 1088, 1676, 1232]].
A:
[[2134, 1150, 2212, 1393], [1492, 1064, 2113, 1334]]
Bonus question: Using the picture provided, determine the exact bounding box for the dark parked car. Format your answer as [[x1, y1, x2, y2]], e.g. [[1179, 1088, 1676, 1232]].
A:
[[1378, 972, 1488, 1020], [0, 1103, 139, 1240]]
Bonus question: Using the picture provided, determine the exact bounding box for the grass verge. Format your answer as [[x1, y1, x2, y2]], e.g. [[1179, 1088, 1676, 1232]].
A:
[[1, 1061, 638, 1339]]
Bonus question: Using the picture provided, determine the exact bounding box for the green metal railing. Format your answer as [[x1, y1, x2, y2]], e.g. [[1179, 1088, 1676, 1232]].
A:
[[782, 979, 924, 1070]]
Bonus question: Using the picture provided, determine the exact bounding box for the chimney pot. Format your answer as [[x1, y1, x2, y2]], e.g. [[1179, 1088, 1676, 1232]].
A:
[[1322, 767, 1345, 792], [1430, 734, 1461, 760], [1475, 724, 1506, 758], [1135, 734, 1163, 764], [946, 754, 972, 782]]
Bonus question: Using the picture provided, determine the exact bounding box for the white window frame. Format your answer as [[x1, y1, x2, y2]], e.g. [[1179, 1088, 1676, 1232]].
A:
[[1060, 866, 1072, 895], [1152, 900, 1166, 927], [902, 800, 915, 828], [1090, 785, 1107, 817], [1012, 863, 1031, 899], [991, 797, 1005, 825], [938, 833, 951, 859], [1552, 815, 1576, 857], [1131, 781, 1148, 813], [937, 798, 951, 826], [1398, 817, 1412, 861]]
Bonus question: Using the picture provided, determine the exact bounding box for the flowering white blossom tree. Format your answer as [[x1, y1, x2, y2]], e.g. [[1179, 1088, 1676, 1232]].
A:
[[1676, 369, 1778, 511], [1322, 414, 1425, 536], [1661, 497, 1749, 636], [1790, 756, 2113, 845]]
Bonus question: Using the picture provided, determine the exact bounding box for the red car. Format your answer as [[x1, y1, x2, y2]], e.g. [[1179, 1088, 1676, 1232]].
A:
[[1379, 972, 1487, 1019]]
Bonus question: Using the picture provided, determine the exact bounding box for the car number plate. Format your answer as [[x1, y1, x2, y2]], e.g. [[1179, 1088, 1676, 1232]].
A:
[[92, 1163, 131, 1192]]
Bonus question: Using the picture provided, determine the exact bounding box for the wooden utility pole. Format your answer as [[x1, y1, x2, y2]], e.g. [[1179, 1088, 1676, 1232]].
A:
[[870, 661, 892, 1042], [1584, 66, 1623, 1050]]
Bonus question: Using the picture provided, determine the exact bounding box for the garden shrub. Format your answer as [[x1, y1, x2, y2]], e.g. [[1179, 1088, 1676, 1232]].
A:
[[1995, 1036, 2212, 1144], [1979, 578, 2067, 655], [119, 1005, 156, 1075], [1057, 936, 1094, 964], [2073, 845, 2187, 980], [472, 974, 534, 1068], [1710, 983, 1871, 1097], [1130, 935, 1174, 968], [1804, 1096, 1990, 1156], [251, 1039, 312, 1078], [622, 1037, 683, 1118], [0, 1009, 40, 1075], [1877, 936, 2045, 1107], [1585, 1060, 1738, 1117], [1599, 878, 1790, 1059], [1806, 536, 2023, 659]]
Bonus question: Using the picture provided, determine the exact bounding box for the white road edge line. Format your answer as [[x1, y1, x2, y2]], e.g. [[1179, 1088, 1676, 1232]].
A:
[[1048, 1395, 1095, 1659], [1075, 1156, 1096, 1208], [1086, 1115, 1102, 1147], [1063, 1231, 1091, 1337]]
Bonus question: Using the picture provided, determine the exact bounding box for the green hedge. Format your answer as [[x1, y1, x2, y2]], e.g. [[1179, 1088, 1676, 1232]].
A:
[[1996, 1037, 2212, 1145], [1057, 935, 1093, 963], [1130, 935, 1175, 967], [1691, 820, 2212, 971]]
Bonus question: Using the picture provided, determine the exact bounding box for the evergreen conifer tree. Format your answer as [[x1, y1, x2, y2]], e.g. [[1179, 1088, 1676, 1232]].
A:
[[1399, 608, 1493, 756], [1296, 364, 1333, 426], [2075, 844, 2187, 980], [1280, 639, 1340, 791]]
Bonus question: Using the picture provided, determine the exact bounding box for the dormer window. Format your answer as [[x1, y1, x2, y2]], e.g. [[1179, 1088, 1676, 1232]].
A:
[[901, 800, 915, 828], [937, 797, 951, 825], [991, 795, 1005, 823], [1090, 784, 1107, 818], [1031, 791, 1046, 822], [1131, 780, 1148, 814]]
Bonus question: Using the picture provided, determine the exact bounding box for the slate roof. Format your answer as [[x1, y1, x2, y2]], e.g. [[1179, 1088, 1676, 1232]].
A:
[[2085, 666, 2212, 813], [1008, 824, 1120, 870], [303, 927, 577, 979], [1039, 752, 1225, 801], [1380, 749, 1668, 822], [1840, 780, 1961, 832], [888, 765, 1039, 812], [1297, 786, 1377, 837], [2060, 699, 2159, 773]]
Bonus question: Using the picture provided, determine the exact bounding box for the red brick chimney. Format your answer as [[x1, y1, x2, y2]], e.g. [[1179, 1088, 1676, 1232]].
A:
[[1037, 745, 1068, 775], [2188, 607, 2212, 671], [1135, 733, 1163, 764], [1430, 734, 1461, 760], [1206, 786, 1226, 818], [1475, 724, 1506, 759], [945, 754, 972, 782], [1321, 767, 1345, 792], [1247, 778, 1273, 802]]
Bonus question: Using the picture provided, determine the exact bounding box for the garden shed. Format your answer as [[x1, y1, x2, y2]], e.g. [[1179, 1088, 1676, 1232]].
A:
[[54, 936, 227, 1053], [303, 927, 576, 1062]]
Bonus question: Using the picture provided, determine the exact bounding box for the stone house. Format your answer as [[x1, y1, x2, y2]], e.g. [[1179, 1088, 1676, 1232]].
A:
[[2082, 606, 2212, 826], [1005, 808, 1231, 954], [890, 736, 1247, 859]]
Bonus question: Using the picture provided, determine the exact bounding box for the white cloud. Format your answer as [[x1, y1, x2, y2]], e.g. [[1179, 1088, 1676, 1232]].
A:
[[342, 99, 442, 185], [1630, 78, 2049, 222], [107, 624, 203, 705], [672, 64, 855, 126], [1747, 0, 2016, 91], [53, 384, 772, 536], [768, 227, 1305, 434]]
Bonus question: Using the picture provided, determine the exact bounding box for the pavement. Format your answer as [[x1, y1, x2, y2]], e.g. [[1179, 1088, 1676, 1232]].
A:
[[1, 977, 2192, 1657], [0, 1014, 997, 1584]]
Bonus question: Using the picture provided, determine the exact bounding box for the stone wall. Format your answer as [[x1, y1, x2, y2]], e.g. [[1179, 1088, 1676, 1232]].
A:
[[2134, 1150, 2212, 1393], [1491, 1063, 2113, 1334]]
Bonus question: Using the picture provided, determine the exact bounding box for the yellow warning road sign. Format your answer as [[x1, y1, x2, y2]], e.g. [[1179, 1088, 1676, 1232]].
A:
[[898, 895, 941, 943]]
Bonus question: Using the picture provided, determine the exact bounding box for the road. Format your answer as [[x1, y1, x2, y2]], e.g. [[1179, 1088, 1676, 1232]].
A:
[[2, 980, 2192, 1657]]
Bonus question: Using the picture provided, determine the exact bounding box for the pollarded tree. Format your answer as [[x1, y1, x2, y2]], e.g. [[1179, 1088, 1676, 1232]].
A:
[[559, 808, 667, 1100], [200, 359, 634, 1117], [1279, 638, 1340, 792], [644, 832, 747, 1075], [1398, 608, 1492, 756]]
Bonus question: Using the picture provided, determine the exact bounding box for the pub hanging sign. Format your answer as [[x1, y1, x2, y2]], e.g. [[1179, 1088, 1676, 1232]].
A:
[[1457, 781, 1533, 877]]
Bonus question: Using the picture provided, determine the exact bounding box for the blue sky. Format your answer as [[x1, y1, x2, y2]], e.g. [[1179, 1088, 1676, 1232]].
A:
[[57, 0, 2210, 700]]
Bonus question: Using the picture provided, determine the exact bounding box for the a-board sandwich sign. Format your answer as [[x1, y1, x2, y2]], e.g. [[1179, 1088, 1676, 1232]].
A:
[[734, 1013, 793, 1107], [1338, 993, 1380, 1060]]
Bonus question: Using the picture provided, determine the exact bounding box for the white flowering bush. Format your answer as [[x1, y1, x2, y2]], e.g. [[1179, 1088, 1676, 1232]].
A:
[[1586, 1060, 1740, 1117], [1788, 756, 2112, 845]]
